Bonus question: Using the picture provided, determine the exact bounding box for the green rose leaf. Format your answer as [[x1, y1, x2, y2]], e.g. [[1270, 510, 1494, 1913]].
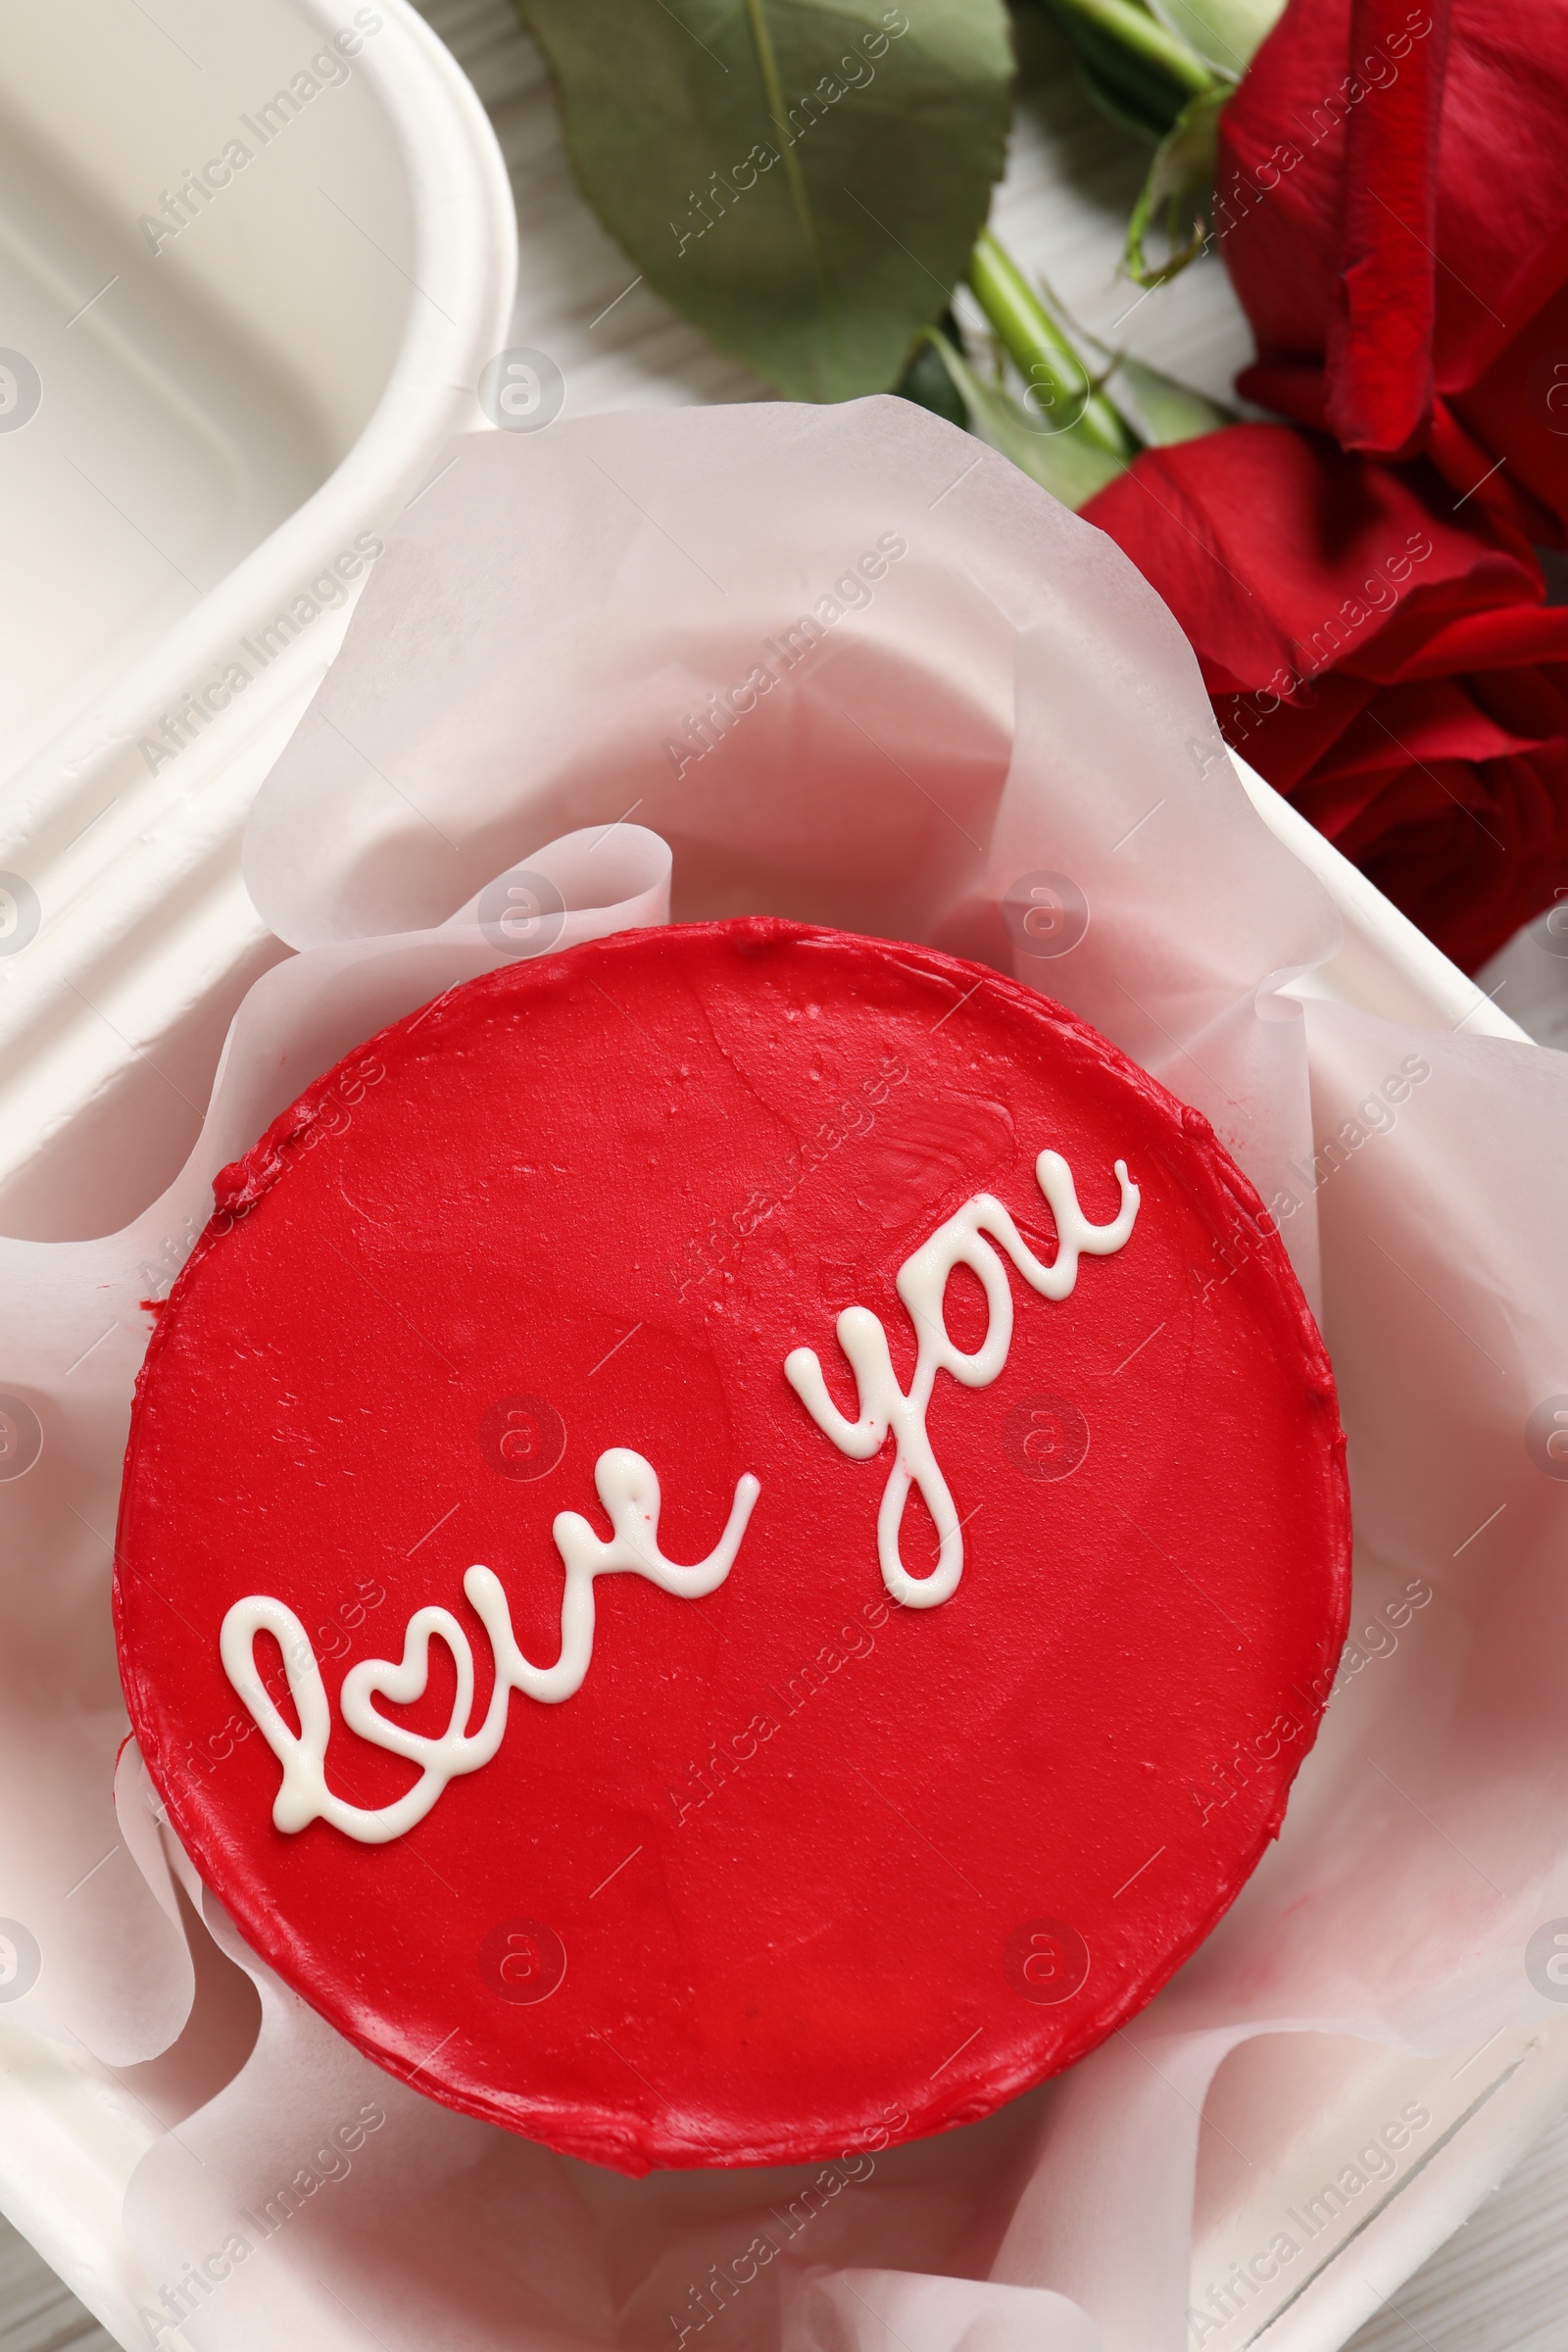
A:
[[516, 0, 1015, 402]]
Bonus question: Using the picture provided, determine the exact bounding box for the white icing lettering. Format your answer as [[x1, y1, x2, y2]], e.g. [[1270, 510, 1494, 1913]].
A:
[[220, 1448, 760, 1844], [784, 1152, 1138, 1606]]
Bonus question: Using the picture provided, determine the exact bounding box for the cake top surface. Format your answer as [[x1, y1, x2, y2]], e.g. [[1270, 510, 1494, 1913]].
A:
[[115, 918, 1349, 2172]]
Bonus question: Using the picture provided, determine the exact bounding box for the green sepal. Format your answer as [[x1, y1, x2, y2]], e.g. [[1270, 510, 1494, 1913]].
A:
[[1125, 84, 1227, 288]]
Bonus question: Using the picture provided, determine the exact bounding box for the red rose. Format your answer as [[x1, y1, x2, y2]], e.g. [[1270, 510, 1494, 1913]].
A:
[[1081, 421, 1568, 971], [1214, 0, 1568, 548]]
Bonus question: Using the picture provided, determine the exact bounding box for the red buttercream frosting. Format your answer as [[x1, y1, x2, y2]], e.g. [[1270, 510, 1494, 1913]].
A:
[[115, 920, 1350, 2173]]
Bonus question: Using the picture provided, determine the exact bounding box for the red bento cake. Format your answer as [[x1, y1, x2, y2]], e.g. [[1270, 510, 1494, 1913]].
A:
[[114, 919, 1349, 2173]]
